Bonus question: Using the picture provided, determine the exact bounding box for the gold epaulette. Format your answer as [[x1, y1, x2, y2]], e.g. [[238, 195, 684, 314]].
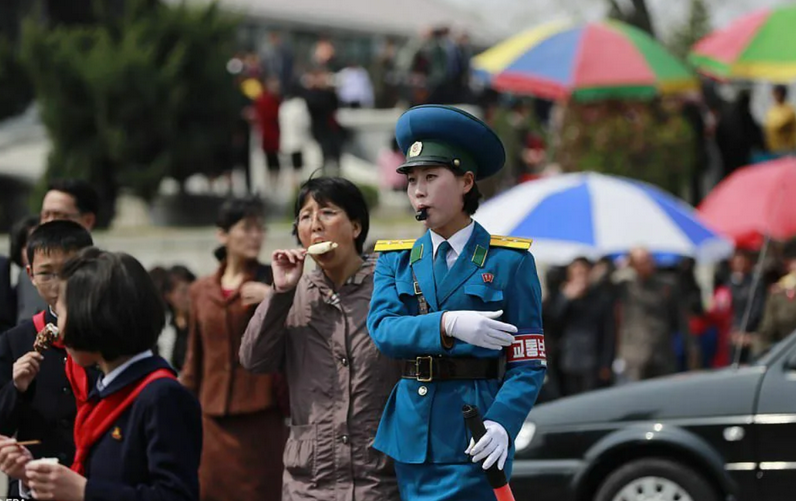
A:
[[489, 235, 533, 251], [374, 239, 416, 252]]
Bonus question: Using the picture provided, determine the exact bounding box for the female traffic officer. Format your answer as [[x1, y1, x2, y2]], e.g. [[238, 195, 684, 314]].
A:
[[367, 105, 547, 500]]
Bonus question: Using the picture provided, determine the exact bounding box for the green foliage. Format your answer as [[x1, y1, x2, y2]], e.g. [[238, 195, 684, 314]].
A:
[[668, 0, 712, 60], [20, 0, 240, 204], [0, 37, 33, 121], [554, 100, 696, 196]]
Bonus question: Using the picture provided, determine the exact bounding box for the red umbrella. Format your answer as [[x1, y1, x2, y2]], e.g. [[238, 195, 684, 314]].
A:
[[698, 157, 796, 250]]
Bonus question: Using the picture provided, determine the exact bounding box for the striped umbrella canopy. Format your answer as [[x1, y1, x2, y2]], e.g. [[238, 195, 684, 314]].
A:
[[690, 5, 796, 82], [472, 20, 697, 101], [474, 172, 733, 265]]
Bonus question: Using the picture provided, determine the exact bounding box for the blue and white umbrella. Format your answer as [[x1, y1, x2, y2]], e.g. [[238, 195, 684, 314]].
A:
[[474, 172, 733, 265]]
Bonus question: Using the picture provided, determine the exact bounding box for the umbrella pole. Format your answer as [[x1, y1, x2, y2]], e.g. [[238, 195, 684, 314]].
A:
[[731, 234, 771, 368]]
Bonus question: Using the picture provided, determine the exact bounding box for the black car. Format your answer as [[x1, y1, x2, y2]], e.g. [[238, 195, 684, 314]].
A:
[[510, 333, 796, 501]]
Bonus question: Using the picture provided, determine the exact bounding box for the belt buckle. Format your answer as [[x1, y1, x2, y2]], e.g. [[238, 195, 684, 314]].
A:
[[415, 356, 434, 382]]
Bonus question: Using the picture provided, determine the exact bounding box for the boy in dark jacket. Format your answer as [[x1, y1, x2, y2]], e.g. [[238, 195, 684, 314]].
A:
[[0, 220, 93, 497]]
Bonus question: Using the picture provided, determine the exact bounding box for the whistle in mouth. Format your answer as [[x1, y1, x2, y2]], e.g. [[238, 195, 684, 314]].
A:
[[415, 208, 428, 221]]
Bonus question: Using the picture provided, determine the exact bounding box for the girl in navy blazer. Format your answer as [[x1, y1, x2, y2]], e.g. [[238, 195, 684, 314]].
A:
[[0, 248, 202, 501]]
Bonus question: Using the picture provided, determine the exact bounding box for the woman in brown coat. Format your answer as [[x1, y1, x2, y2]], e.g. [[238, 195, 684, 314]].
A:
[[181, 196, 286, 501], [240, 177, 401, 501]]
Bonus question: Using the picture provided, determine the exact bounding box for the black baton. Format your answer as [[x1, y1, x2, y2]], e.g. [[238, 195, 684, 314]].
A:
[[462, 405, 516, 501]]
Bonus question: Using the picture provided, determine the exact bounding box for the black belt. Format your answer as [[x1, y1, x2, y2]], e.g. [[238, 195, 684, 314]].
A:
[[402, 356, 505, 382]]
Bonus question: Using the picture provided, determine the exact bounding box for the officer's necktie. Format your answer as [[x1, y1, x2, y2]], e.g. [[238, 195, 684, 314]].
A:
[[434, 241, 452, 286]]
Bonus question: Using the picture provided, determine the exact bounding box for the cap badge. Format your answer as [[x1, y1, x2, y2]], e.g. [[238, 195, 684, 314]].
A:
[[408, 141, 423, 158]]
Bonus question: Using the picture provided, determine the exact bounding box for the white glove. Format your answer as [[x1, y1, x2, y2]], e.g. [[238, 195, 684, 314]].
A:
[[443, 310, 516, 350], [465, 420, 509, 470]]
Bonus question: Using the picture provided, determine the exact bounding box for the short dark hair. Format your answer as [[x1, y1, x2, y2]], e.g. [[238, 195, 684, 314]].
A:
[[462, 180, 482, 215], [214, 196, 266, 261], [216, 195, 266, 231], [293, 176, 370, 254], [774, 84, 789, 99], [570, 256, 593, 268], [167, 265, 197, 291], [10, 215, 40, 268], [148, 266, 170, 298], [47, 179, 100, 216], [61, 248, 165, 361], [26, 220, 94, 268]]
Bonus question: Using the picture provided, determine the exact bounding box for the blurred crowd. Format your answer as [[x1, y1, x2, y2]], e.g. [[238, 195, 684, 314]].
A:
[[216, 28, 476, 195], [538, 241, 796, 402], [212, 27, 796, 217]]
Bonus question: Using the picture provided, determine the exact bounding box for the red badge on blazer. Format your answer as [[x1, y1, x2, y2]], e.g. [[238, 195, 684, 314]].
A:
[[482, 273, 494, 283]]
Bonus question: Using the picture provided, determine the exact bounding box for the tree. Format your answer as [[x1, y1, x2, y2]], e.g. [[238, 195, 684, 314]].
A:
[[668, 0, 711, 60], [554, 99, 695, 197], [0, 37, 33, 121], [607, 0, 656, 38], [21, 0, 240, 223]]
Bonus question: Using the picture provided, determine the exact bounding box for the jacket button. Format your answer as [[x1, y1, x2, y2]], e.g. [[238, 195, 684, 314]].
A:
[[418, 386, 428, 396], [63, 357, 68, 364], [60, 419, 71, 429], [62, 387, 71, 395], [340, 357, 348, 367], [341, 435, 349, 445]]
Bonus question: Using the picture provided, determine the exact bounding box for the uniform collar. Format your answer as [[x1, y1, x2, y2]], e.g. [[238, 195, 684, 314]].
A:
[[412, 222, 490, 306], [91, 353, 174, 400], [97, 351, 154, 392], [45, 307, 57, 325], [430, 220, 475, 259]]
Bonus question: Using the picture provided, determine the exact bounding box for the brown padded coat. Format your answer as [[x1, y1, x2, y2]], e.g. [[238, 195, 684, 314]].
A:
[[240, 261, 402, 501]]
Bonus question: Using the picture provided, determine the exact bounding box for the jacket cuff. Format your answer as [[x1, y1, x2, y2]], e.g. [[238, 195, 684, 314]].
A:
[[18, 381, 36, 402]]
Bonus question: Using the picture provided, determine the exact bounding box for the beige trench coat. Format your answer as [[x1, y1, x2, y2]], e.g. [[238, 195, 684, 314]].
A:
[[240, 261, 402, 501]]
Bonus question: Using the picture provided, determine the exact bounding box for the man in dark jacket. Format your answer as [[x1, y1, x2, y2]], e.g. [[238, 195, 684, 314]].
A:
[[16, 179, 99, 323], [0, 220, 93, 497], [549, 257, 615, 395]]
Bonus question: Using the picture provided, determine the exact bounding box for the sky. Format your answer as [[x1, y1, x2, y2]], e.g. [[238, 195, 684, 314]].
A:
[[440, 0, 788, 41]]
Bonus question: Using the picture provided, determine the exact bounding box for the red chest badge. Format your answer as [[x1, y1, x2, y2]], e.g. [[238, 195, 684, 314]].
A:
[[482, 273, 494, 284]]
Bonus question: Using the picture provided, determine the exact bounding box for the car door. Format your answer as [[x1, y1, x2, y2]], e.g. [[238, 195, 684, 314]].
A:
[[753, 336, 796, 501]]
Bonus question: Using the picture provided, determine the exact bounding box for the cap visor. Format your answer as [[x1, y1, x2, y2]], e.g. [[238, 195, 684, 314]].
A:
[[396, 156, 454, 174]]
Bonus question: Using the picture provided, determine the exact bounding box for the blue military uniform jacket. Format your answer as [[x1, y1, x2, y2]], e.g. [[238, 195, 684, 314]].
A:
[[367, 222, 546, 465]]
